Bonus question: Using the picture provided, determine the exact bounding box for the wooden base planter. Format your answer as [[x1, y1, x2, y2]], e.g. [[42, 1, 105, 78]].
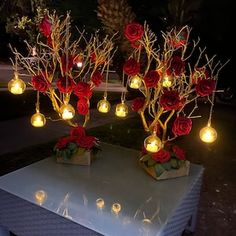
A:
[[56, 150, 93, 166], [139, 159, 190, 180]]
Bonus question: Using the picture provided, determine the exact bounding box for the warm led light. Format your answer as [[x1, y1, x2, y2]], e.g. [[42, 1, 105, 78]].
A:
[[31, 112, 46, 127], [162, 75, 172, 88], [77, 61, 83, 68], [34, 190, 47, 205], [59, 104, 75, 120], [144, 133, 162, 153], [199, 125, 217, 143], [115, 102, 128, 118], [111, 203, 121, 214], [96, 198, 105, 209], [97, 99, 111, 113], [8, 73, 26, 95], [129, 75, 142, 89]]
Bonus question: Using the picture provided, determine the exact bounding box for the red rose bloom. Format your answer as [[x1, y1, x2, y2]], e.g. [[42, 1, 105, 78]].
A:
[[31, 74, 50, 92], [123, 58, 140, 76], [77, 98, 89, 115], [74, 82, 92, 98], [172, 116, 192, 136], [124, 23, 144, 42], [170, 28, 188, 48], [56, 76, 76, 93], [55, 136, 76, 150], [91, 71, 103, 87], [167, 56, 185, 76], [77, 136, 96, 149], [131, 97, 145, 112], [160, 90, 181, 111], [152, 149, 171, 163], [61, 55, 74, 73], [173, 145, 186, 160], [144, 70, 160, 88], [70, 126, 85, 139], [39, 15, 52, 38], [195, 79, 216, 97]]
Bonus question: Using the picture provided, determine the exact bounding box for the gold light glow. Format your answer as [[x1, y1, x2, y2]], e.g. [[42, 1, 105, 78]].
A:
[[77, 61, 83, 68], [115, 102, 128, 118], [111, 203, 121, 214], [8, 73, 26, 95], [144, 133, 162, 153], [199, 125, 217, 143], [97, 98, 111, 113], [31, 112, 46, 127], [129, 75, 142, 89], [96, 198, 105, 209], [59, 103, 75, 120], [162, 75, 172, 88], [34, 190, 47, 205]]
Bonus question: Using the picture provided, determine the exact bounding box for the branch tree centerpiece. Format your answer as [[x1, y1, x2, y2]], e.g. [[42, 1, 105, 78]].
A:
[[8, 10, 116, 165], [120, 23, 228, 180]]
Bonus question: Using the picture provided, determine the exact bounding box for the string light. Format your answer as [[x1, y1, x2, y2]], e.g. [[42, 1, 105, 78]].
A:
[[97, 98, 111, 113], [31, 111, 46, 127], [115, 101, 128, 118], [8, 72, 26, 95], [129, 75, 142, 89], [199, 124, 217, 143], [59, 103, 75, 120], [144, 132, 162, 153], [162, 75, 173, 88]]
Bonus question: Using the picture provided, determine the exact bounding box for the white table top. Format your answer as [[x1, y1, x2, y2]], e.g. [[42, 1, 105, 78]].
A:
[[0, 143, 203, 236]]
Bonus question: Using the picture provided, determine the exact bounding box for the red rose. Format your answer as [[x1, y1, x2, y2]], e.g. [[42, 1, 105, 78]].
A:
[[160, 90, 181, 111], [70, 126, 85, 139], [123, 58, 140, 76], [56, 76, 76, 93], [31, 74, 50, 92], [124, 23, 144, 42], [167, 56, 185, 76], [172, 116, 192, 136], [61, 55, 74, 73], [74, 82, 92, 98], [172, 145, 186, 160], [77, 136, 96, 149], [144, 70, 160, 88], [55, 136, 76, 150], [91, 71, 103, 87], [131, 97, 145, 112], [152, 149, 171, 163], [170, 28, 188, 48], [191, 68, 210, 84], [195, 79, 216, 97], [39, 15, 52, 38], [77, 98, 89, 115]]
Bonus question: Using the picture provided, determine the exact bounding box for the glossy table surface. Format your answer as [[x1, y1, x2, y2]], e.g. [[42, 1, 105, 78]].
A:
[[0, 143, 203, 236]]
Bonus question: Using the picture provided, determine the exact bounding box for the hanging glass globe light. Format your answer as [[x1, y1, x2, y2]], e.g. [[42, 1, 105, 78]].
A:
[[115, 101, 128, 118], [162, 75, 173, 88], [31, 112, 46, 127], [199, 124, 217, 143], [8, 73, 26, 95], [59, 103, 75, 120], [129, 75, 142, 89], [144, 132, 162, 153], [97, 98, 111, 113]]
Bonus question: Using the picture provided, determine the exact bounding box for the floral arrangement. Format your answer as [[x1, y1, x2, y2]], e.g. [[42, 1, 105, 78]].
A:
[[118, 22, 228, 179], [8, 10, 116, 162], [54, 126, 99, 160]]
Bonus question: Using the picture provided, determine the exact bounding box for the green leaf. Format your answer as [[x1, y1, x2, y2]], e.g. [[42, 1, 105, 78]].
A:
[[162, 162, 172, 171], [147, 158, 156, 167], [154, 164, 166, 177], [178, 160, 186, 167], [67, 142, 77, 151], [170, 158, 178, 169], [140, 154, 151, 162]]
